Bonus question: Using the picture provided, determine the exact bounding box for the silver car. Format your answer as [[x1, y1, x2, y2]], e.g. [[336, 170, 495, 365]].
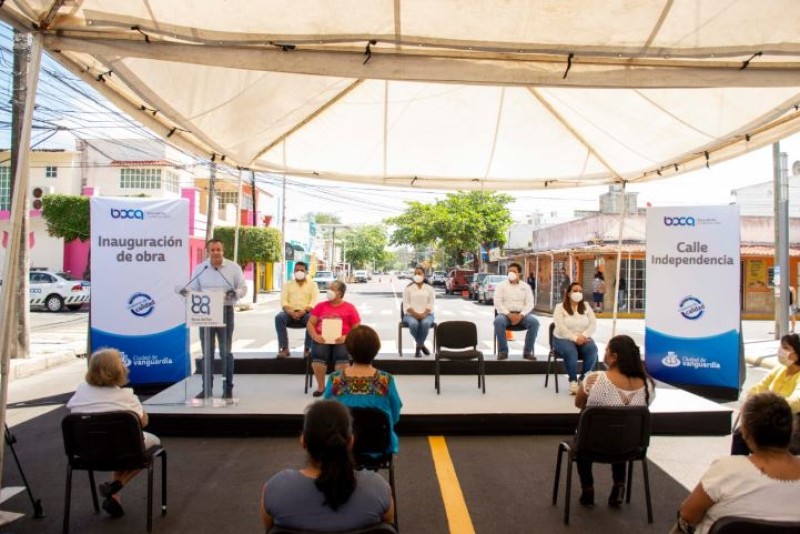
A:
[[477, 275, 506, 304], [313, 270, 336, 290]]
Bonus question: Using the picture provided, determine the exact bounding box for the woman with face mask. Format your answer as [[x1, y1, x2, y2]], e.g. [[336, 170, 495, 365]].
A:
[[552, 282, 599, 395], [307, 280, 361, 397], [731, 332, 800, 455], [402, 266, 436, 357]]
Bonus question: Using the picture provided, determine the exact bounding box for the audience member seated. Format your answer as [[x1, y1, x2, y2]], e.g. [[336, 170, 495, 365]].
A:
[[308, 280, 361, 397], [275, 261, 319, 358], [325, 325, 403, 454], [554, 282, 599, 395], [260, 400, 395, 532], [402, 266, 436, 358], [493, 262, 539, 361], [574, 335, 655, 508], [66, 348, 161, 518], [731, 333, 800, 455], [676, 393, 800, 534]]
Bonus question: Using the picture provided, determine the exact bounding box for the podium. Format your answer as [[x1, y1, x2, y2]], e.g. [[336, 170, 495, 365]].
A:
[[185, 290, 238, 406]]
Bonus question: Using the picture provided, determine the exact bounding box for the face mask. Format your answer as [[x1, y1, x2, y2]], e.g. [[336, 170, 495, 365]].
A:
[[570, 292, 583, 303], [508, 271, 518, 282], [413, 275, 424, 284], [294, 271, 306, 281], [326, 290, 337, 301], [777, 348, 790, 366]]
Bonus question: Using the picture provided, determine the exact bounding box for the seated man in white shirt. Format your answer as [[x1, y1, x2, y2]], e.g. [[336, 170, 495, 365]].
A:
[[493, 263, 539, 361]]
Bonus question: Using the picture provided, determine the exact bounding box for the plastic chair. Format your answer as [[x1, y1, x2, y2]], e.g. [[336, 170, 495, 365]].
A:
[[61, 411, 167, 534], [350, 407, 398, 529], [552, 406, 652, 525], [397, 303, 437, 357], [267, 523, 398, 534], [707, 516, 800, 534], [492, 309, 530, 355], [435, 321, 485, 394]]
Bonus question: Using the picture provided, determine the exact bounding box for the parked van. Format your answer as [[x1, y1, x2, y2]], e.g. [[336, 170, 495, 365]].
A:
[[445, 269, 475, 294]]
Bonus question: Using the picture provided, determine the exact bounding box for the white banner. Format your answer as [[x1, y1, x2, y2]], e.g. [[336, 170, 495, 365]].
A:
[[90, 197, 190, 384], [645, 205, 741, 390]]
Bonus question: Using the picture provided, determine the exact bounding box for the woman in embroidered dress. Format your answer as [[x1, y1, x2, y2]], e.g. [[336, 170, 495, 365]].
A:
[[324, 325, 402, 454], [574, 335, 655, 508]]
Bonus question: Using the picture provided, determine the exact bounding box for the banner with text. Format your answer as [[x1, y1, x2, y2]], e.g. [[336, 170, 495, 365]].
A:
[[645, 205, 741, 390], [90, 197, 190, 384]]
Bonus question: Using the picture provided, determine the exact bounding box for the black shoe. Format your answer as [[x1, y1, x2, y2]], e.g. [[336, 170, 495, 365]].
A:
[[195, 391, 208, 400], [312, 390, 324, 398], [415, 348, 422, 358], [497, 352, 508, 361], [579, 487, 594, 507], [522, 352, 537, 361], [421, 344, 430, 356], [98, 480, 123, 498], [608, 483, 624, 507], [102, 496, 125, 518], [222, 390, 233, 400]]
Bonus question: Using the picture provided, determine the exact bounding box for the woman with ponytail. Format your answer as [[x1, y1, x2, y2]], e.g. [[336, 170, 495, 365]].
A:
[[260, 400, 394, 531], [574, 335, 656, 508], [676, 393, 800, 533]]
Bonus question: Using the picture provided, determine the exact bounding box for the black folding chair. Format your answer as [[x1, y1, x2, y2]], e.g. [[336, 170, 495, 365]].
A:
[[268, 522, 398, 534], [492, 309, 529, 355], [552, 406, 652, 525], [350, 407, 398, 529], [61, 411, 167, 534], [545, 323, 563, 392], [397, 303, 436, 357], [435, 321, 485, 394], [708, 516, 800, 534]]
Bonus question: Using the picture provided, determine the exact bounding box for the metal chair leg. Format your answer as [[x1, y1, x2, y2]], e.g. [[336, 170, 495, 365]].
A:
[[63, 466, 73, 534], [564, 455, 574, 524], [88, 470, 98, 511], [641, 458, 653, 523], [161, 451, 168, 516], [552, 445, 564, 505]]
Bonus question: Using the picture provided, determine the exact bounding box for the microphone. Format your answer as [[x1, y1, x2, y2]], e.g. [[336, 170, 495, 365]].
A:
[[178, 264, 208, 295]]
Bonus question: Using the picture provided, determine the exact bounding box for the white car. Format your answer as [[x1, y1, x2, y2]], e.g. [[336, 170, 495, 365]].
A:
[[353, 270, 369, 283], [25, 270, 90, 311], [432, 271, 447, 286], [313, 270, 336, 290]]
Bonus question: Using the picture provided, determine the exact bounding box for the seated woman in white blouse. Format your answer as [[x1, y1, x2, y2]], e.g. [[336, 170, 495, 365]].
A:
[[402, 266, 436, 358], [553, 282, 599, 395]]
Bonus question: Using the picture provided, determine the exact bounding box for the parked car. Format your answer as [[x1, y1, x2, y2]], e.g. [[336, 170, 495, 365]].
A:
[[353, 270, 369, 283], [469, 273, 490, 300], [432, 271, 447, 286], [445, 269, 475, 294], [313, 270, 336, 289], [477, 275, 507, 304], [0, 270, 91, 312]]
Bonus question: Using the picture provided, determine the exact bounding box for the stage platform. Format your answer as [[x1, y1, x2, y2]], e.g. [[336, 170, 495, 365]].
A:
[[144, 352, 732, 438]]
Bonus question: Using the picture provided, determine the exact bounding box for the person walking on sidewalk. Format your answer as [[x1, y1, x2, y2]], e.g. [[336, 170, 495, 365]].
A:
[[275, 261, 319, 358], [188, 238, 247, 399], [493, 262, 539, 361]]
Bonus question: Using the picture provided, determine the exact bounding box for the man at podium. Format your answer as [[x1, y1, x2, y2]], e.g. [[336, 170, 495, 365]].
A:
[[188, 239, 247, 399]]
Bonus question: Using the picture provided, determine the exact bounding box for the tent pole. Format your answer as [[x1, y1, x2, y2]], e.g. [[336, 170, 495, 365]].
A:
[[233, 168, 242, 264], [611, 183, 627, 336], [0, 32, 42, 492]]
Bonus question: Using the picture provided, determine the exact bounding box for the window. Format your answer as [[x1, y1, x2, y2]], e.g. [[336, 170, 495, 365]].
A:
[[119, 168, 162, 190], [163, 169, 180, 194], [45, 166, 57, 178], [216, 191, 253, 210], [0, 166, 10, 210], [620, 258, 646, 312]]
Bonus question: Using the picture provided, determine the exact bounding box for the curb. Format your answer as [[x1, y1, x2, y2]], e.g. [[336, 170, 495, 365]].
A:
[[8, 349, 85, 381]]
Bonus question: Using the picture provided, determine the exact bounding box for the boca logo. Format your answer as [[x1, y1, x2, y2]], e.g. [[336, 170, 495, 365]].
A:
[[663, 216, 696, 227], [111, 208, 145, 220]]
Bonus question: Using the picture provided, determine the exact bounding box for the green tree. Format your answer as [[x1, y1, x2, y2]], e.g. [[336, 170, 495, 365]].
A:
[[305, 212, 341, 225], [387, 191, 514, 267], [41, 194, 90, 243], [213, 226, 282, 267], [341, 225, 389, 269]]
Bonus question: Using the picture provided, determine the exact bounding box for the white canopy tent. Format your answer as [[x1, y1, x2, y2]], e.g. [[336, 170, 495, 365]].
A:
[[1, 0, 799, 190]]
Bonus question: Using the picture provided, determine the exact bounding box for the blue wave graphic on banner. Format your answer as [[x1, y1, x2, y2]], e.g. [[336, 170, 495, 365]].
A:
[[645, 327, 740, 389], [91, 324, 189, 385]]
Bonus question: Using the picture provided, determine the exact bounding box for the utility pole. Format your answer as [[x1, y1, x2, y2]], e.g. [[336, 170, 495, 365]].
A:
[[774, 143, 790, 338], [251, 170, 258, 303], [10, 30, 32, 358], [204, 160, 216, 243]]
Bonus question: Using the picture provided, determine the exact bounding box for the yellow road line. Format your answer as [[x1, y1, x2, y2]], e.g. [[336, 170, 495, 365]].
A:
[[429, 436, 476, 534]]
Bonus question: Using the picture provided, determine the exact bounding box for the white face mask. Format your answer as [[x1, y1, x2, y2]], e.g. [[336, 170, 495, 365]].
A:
[[294, 271, 306, 281], [413, 274, 424, 284], [570, 292, 583, 303], [777, 348, 790, 366], [326, 290, 337, 301], [508, 271, 518, 282]]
